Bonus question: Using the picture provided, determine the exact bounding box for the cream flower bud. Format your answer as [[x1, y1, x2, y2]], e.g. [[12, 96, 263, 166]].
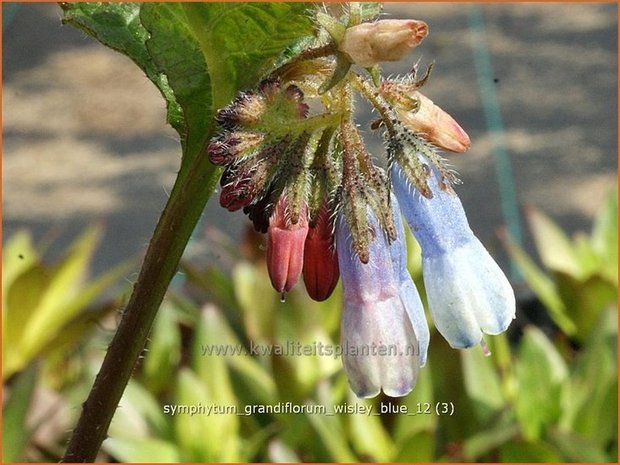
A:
[[339, 19, 428, 68], [398, 91, 471, 153]]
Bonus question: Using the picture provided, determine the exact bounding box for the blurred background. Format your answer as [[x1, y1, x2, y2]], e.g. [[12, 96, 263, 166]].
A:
[[2, 2, 617, 462]]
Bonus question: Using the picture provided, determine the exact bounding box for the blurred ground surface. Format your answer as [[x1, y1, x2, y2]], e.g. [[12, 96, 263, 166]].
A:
[[3, 3, 617, 287]]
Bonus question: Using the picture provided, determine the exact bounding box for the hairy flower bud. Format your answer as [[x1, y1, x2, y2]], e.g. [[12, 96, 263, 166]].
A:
[[266, 196, 309, 296], [339, 19, 428, 68], [207, 132, 265, 166], [215, 91, 266, 129], [303, 203, 339, 301], [389, 90, 470, 153]]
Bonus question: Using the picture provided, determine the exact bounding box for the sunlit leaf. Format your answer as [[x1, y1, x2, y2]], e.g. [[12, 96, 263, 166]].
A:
[[499, 440, 561, 462], [461, 347, 505, 423], [525, 206, 582, 277], [142, 302, 182, 395], [590, 188, 618, 282], [515, 326, 568, 440], [103, 437, 180, 463], [500, 229, 576, 335], [2, 365, 37, 462], [547, 428, 609, 462], [348, 395, 395, 461]]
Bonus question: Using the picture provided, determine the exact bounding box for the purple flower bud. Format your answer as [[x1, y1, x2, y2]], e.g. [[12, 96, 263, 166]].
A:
[[391, 162, 515, 349], [336, 208, 420, 398]]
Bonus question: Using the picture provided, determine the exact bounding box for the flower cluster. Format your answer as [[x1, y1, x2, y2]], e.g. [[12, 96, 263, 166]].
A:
[[207, 4, 515, 398]]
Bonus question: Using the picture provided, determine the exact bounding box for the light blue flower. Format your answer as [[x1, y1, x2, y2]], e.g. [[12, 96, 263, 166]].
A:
[[388, 193, 430, 366], [336, 208, 420, 398], [391, 161, 515, 349]]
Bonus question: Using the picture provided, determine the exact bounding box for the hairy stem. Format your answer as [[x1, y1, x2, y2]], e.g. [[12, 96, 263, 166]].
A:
[[62, 146, 220, 462]]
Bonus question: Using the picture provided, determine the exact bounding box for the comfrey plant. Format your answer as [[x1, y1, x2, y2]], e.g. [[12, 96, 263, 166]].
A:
[[207, 5, 515, 398]]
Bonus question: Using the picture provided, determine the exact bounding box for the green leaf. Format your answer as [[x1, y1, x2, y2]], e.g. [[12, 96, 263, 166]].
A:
[[591, 187, 618, 281], [305, 405, 358, 462], [547, 428, 609, 462], [140, 3, 212, 164], [2, 364, 38, 462], [393, 364, 436, 442], [233, 262, 277, 342], [515, 326, 568, 440], [108, 379, 170, 441], [463, 420, 520, 461], [561, 309, 617, 448], [142, 302, 182, 395], [184, 308, 240, 461], [59, 2, 184, 135], [19, 226, 101, 355], [180, 3, 314, 106], [393, 431, 435, 462], [499, 440, 561, 462], [103, 437, 180, 463], [555, 271, 617, 342], [174, 368, 239, 462], [348, 396, 395, 461], [500, 230, 576, 335], [3, 262, 49, 378], [461, 347, 505, 423], [525, 206, 582, 277], [2, 231, 38, 304]]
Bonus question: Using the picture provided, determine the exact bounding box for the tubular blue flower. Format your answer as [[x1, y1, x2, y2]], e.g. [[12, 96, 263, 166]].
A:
[[388, 193, 430, 366], [391, 162, 515, 349], [336, 208, 420, 398]]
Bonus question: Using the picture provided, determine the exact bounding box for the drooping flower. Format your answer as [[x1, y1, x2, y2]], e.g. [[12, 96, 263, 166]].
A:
[[336, 207, 420, 398], [339, 19, 429, 68], [391, 162, 516, 349], [388, 193, 430, 366]]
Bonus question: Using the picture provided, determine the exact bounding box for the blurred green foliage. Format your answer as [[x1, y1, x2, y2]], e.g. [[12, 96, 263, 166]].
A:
[[4, 192, 616, 461], [2, 228, 132, 461], [101, 193, 616, 462]]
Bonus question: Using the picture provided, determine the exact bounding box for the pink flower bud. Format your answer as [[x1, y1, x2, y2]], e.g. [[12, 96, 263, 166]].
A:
[[303, 204, 339, 301], [266, 197, 309, 295], [397, 91, 471, 153], [339, 19, 428, 68]]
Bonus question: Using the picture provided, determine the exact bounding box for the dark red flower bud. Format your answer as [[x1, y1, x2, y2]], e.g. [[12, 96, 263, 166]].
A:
[[220, 175, 256, 211], [303, 204, 339, 301]]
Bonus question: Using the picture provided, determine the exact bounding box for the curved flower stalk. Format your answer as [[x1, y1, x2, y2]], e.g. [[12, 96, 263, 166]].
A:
[[391, 162, 516, 349], [336, 208, 420, 398]]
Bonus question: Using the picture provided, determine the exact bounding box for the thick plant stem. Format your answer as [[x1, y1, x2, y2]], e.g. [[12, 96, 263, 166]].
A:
[[62, 150, 220, 462]]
